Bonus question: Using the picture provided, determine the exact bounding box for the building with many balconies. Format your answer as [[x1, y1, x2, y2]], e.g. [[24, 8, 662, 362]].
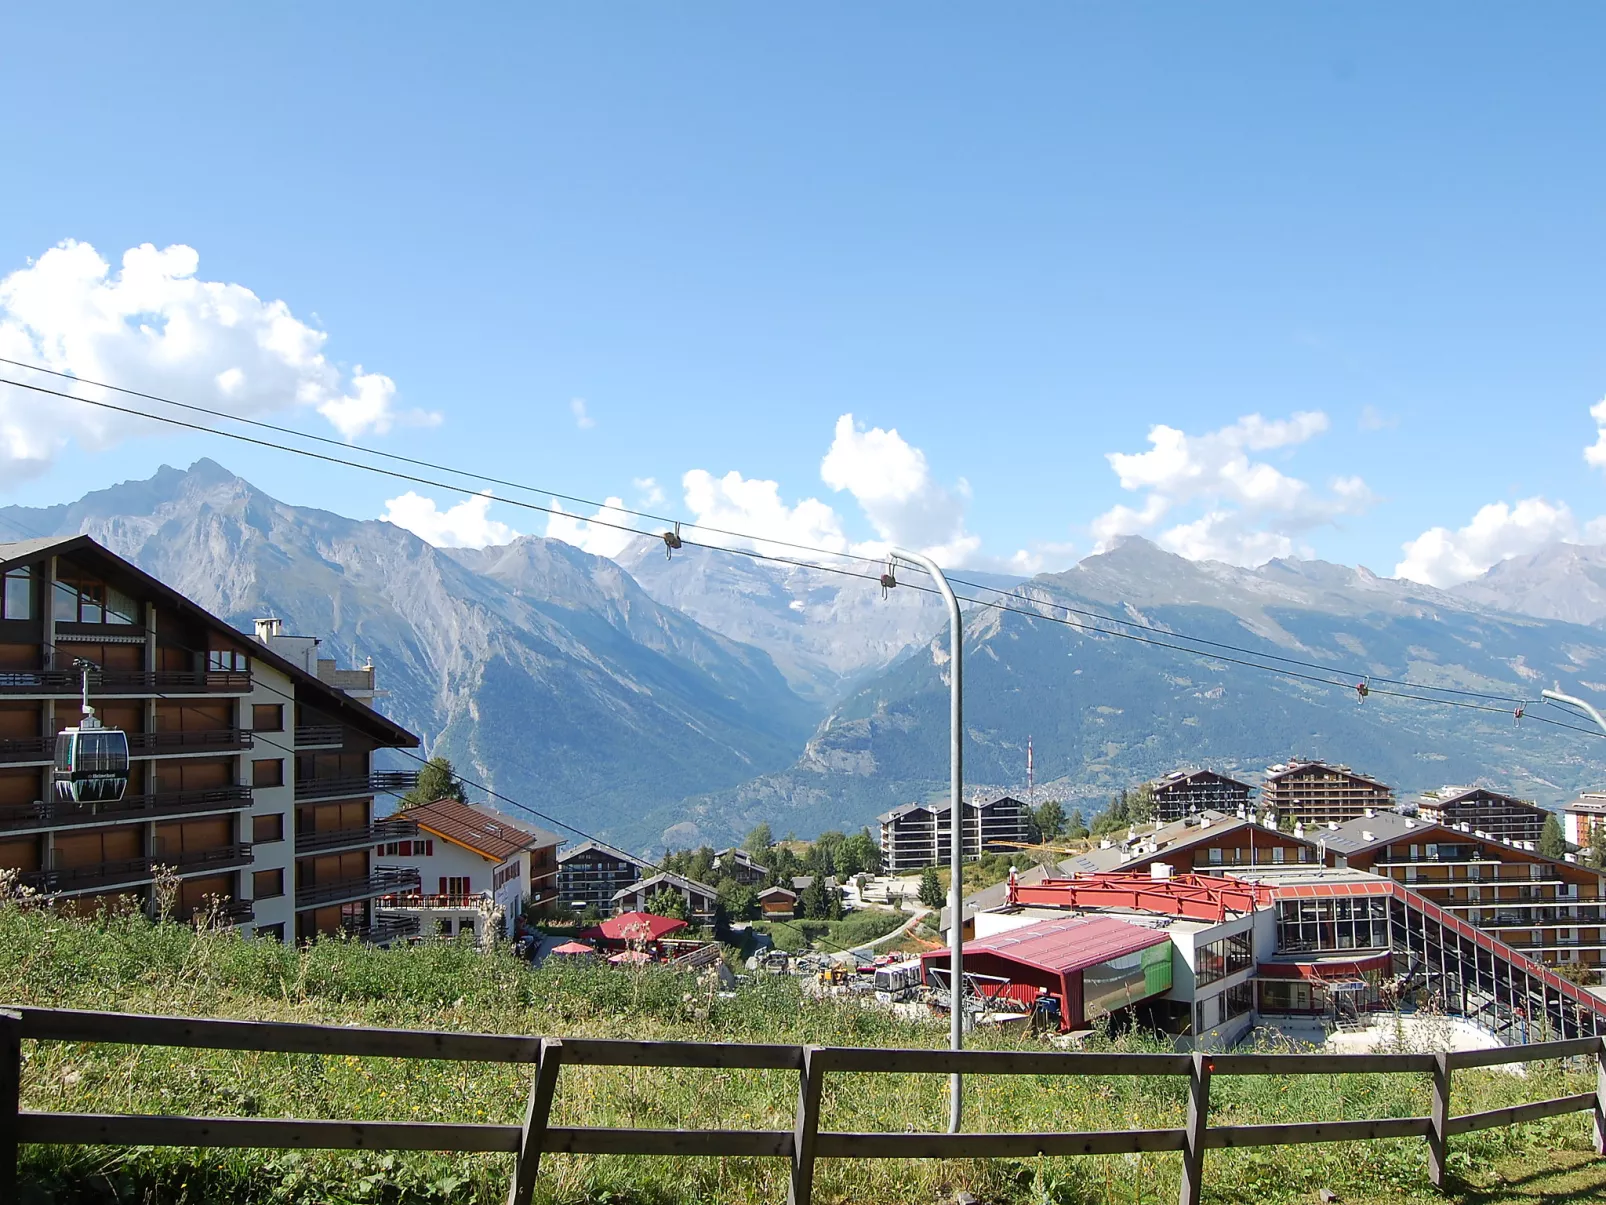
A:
[[1146, 769, 1255, 822], [1413, 785, 1550, 845], [1261, 760, 1393, 827], [0, 536, 421, 943], [877, 794, 1031, 875]]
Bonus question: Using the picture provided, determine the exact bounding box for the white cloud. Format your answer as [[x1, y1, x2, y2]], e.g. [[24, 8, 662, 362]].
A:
[[1091, 411, 1370, 566], [820, 413, 981, 563], [382, 490, 520, 549], [544, 496, 640, 559], [1586, 397, 1606, 470], [681, 469, 849, 558], [0, 240, 436, 480], [1359, 404, 1399, 432], [1395, 497, 1579, 587], [633, 476, 665, 507], [570, 398, 595, 430]]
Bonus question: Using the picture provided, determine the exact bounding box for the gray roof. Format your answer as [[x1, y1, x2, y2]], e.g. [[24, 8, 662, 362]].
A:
[[1419, 786, 1542, 811], [1264, 760, 1391, 791], [613, 871, 719, 901], [1150, 768, 1255, 794], [877, 794, 1025, 824], [1058, 810, 1275, 876], [559, 840, 650, 868], [1320, 811, 1448, 856]]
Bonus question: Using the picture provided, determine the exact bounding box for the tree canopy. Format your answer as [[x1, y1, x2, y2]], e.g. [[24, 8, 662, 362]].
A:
[[399, 756, 467, 808]]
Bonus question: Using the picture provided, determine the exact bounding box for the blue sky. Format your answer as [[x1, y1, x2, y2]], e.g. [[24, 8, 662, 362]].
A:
[[2, 4, 1604, 583]]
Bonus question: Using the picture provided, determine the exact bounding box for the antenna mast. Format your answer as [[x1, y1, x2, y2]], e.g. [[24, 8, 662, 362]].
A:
[[1026, 735, 1033, 801]]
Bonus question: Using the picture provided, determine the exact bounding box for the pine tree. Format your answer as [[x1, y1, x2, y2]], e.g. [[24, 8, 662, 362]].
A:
[[399, 756, 466, 808], [1539, 813, 1567, 860]]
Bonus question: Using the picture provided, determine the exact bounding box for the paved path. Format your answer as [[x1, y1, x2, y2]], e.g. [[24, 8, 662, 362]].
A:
[[838, 907, 931, 961]]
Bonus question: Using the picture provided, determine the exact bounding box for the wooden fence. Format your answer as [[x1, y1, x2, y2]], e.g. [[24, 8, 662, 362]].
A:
[[1, 1006, 1603, 1205]]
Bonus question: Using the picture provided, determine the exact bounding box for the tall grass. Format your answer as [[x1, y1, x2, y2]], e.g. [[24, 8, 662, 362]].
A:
[[1, 904, 1597, 1204]]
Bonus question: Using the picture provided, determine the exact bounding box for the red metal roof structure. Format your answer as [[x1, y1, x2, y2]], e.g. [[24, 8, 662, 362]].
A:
[[922, 914, 1169, 978], [1009, 871, 1273, 921], [578, 911, 689, 942]]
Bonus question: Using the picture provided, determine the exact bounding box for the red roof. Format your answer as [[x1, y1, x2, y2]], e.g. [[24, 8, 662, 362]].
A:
[[579, 911, 689, 942], [921, 914, 1169, 978]]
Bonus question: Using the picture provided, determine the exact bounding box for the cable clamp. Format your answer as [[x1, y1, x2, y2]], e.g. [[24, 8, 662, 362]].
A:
[[1355, 677, 1370, 704], [880, 559, 897, 599], [1513, 703, 1525, 726], [662, 522, 683, 560]]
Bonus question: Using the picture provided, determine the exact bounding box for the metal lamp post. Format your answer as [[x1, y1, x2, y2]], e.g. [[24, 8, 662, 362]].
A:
[[889, 547, 965, 1133], [1542, 687, 1606, 736]]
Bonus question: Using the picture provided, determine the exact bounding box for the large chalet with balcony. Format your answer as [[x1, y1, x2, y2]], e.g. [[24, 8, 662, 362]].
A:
[[0, 536, 421, 944]]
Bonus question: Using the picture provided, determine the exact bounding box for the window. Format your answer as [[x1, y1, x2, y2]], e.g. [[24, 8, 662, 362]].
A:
[[50, 577, 137, 624], [1207, 847, 1223, 866], [379, 839, 433, 857], [252, 758, 284, 788], [253, 869, 285, 899], [494, 861, 522, 890], [1224, 981, 1253, 1020], [1195, 929, 1254, 987], [252, 813, 285, 843], [209, 649, 249, 672], [252, 704, 284, 732], [441, 876, 471, 897], [2, 567, 31, 620], [256, 923, 285, 943]]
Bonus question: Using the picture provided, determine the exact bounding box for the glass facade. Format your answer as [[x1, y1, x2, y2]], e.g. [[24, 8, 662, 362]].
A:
[[1196, 929, 1253, 986], [1276, 898, 1389, 952]]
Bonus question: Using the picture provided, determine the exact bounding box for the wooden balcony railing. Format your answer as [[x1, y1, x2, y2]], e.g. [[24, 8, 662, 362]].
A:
[[0, 670, 251, 695], [295, 817, 418, 856], [0, 786, 253, 835], [295, 867, 420, 911]]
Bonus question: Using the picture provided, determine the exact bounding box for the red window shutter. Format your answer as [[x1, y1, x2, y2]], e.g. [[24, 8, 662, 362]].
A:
[[463, 875, 471, 892], [439, 877, 447, 896]]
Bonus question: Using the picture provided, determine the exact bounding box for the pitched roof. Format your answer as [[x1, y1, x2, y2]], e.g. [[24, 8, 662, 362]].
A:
[[757, 885, 797, 900], [557, 839, 649, 869], [1150, 768, 1255, 794], [1263, 760, 1391, 791], [613, 871, 718, 901], [1059, 810, 1288, 876], [924, 914, 1169, 978], [1320, 811, 1454, 856], [0, 535, 415, 747], [1418, 786, 1544, 813], [403, 798, 562, 862], [877, 794, 1025, 824]]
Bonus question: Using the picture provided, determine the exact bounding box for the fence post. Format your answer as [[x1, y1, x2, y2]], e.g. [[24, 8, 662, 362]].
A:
[[1594, 1034, 1606, 1158], [1427, 1051, 1451, 1190], [1177, 1051, 1211, 1205], [505, 1038, 563, 1205], [788, 1046, 822, 1205], [1, 1009, 20, 1205]]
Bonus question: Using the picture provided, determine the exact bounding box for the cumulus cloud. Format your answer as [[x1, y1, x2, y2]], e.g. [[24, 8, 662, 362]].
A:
[[0, 240, 435, 480], [1091, 411, 1371, 566], [570, 398, 595, 430], [681, 469, 849, 557], [543, 412, 1050, 572], [820, 413, 981, 563], [1395, 497, 1580, 587], [544, 496, 640, 560], [382, 491, 520, 548], [1587, 397, 1606, 470]]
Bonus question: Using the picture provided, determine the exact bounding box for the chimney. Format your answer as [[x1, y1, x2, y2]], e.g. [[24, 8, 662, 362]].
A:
[[1364, 808, 1374, 818], [1328, 822, 1338, 831], [1361, 830, 1374, 843], [254, 617, 283, 644], [1404, 819, 1416, 829]]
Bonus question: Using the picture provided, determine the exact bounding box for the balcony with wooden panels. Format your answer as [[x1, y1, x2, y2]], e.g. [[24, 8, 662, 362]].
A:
[[0, 670, 252, 697], [295, 866, 420, 911], [0, 785, 253, 836], [295, 816, 418, 857], [19, 843, 252, 896], [293, 771, 418, 804]]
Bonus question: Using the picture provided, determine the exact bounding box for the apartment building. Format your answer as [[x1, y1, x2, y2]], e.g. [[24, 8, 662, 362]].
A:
[[1414, 786, 1549, 845], [557, 839, 650, 916], [711, 847, 767, 885], [1321, 811, 1606, 968], [1564, 793, 1606, 853], [613, 871, 719, 922], [374, 797, 561, 939], [877, 795, 1031, 875], [1261, 760, 1394, 827], [0, 536, 421, 944], [1147, 769, 1255, 822], [1058, 811, 1320, 879]]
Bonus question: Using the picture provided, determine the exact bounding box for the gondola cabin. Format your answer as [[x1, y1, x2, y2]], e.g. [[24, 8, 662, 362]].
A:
[[52, 720, 130, 805]]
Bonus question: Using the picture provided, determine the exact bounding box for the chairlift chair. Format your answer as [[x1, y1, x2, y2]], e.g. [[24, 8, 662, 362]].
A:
[[52, 658, 130, 805]]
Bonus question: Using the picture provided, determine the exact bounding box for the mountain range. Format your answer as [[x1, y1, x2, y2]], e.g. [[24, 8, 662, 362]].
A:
[[7, 460, 1606, 852]]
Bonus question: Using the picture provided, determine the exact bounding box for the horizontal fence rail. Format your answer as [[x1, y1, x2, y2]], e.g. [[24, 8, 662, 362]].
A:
[[0, 1007, 1602, 1205]]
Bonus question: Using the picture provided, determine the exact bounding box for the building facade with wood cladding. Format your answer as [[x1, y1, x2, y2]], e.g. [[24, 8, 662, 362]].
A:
[[1146, 769, 1255, 822], [0, 536, 421, 944], [1413, 786, 1549, 845], [1260, 760, 1394, 827], [556, 840, 650, 917], [1563, 793, 1606, 853], [1319, 811, 1606, 969]]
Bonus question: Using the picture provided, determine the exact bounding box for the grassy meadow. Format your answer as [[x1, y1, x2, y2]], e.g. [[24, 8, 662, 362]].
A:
[[1, 902, 1601, 1205]]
